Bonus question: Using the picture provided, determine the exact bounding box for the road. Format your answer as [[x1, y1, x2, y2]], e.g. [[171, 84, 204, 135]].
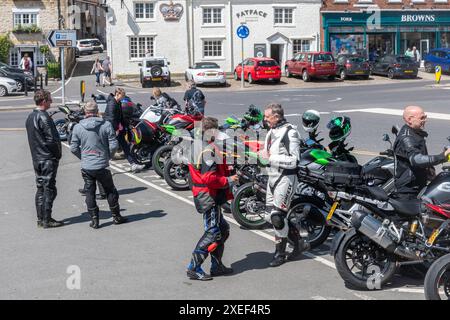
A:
[[0, 54, 449, 300]]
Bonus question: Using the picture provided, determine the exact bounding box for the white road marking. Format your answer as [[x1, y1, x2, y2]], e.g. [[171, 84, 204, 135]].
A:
[[97, 89, 108, 95], [353, 293, 377, 300], [51, 59, 77, 95], [328, 98, 342, 102], [3, 212, 8, 215], [335, 107, 450, 121], [126, 199, 135, 204], [385, 288, 424, 294], [159, 183, 168, 186]]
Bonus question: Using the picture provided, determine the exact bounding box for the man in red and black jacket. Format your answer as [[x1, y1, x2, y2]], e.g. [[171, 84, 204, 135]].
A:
[[186, 117, 238, 281]]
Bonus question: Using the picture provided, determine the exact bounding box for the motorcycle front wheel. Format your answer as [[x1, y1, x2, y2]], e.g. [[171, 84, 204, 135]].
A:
[[54, 119, 68, 141], [163, 158, 190, 191], [130, 144, 152, 165], [424, 254, 450, 300], [152, 145, 173, 177], [334, 230, 397, 290], [231, 182, 269, 229]]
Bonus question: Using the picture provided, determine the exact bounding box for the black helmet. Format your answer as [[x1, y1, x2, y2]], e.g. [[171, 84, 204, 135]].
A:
[[302, 110, 320, 132], [327, 116, 351, 142], [243, 104, 263, 125]]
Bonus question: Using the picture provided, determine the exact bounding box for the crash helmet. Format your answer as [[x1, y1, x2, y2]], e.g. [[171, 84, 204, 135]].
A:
[[243, 104, 263, 125], [327, 116, 352, 142], [302, 110, 321, 132]]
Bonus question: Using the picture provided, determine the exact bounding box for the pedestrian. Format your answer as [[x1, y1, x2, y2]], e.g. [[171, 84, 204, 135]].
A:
[[104, 88, 145, 173], [152, 87, 180, 109], [19, 53, 33, 74], [186, 117, 238, 281], [70, 100, 127, 229], [183, 80, 206, 116], [412, 46, 421, 64], [101, 56, 113, 87], [25, 89, 64, 229], [91, 57, 104, 87], [262, 103, 310, 267]]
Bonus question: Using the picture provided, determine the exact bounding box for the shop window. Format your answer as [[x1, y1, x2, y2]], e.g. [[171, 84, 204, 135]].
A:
[[203, 8, 222, 24], [9, 49, 18, 67], [134, 2, 155, 20], [36, 50, 44, 66], [203, 40, 223, 58], [441, 33, 450, 48], [13, 13, 38, 27], [129, 36, 154, 59], [293, 39, 311, 54], [274, 8, 294, 25]]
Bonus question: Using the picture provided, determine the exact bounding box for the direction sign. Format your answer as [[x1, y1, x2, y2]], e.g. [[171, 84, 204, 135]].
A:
[[237, 25, 250, 39], [47, 30, 77, 48]]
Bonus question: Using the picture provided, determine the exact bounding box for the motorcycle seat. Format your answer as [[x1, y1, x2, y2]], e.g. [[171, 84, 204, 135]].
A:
[[365, 186, 389, 201], [389, 198, 422, 217]]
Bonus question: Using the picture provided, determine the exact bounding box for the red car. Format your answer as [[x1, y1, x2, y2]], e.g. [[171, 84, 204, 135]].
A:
[[285, 52, 336, 82], [234, 57, 281, 84]]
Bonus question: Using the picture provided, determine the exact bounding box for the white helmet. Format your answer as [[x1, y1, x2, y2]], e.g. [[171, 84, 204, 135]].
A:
[[302, 110, 321, 132]]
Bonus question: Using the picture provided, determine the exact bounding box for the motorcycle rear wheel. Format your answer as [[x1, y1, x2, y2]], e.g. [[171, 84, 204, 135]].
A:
[[152, 145, 173, 177], [334, 230, 397, 290], [54, 119, 68, 141], [424, 254, 450, 300], [231, 182, 269, 229]]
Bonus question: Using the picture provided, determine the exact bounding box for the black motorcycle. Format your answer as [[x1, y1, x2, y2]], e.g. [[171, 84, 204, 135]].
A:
[[424, 253, 450, 300], [50, 103, 84, 141]]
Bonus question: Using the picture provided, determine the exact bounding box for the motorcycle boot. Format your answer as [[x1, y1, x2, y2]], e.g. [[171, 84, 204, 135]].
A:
[[210, 244, 233, 277], [286, 222, 310, 261], [88, 207, 100, 229], [187, 250, 213, 281], [111, 205, 127, 225], [269, 237, 287, 267], [42, 218, 64, 229]]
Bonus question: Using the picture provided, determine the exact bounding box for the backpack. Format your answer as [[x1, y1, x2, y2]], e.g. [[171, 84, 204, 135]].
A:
[[188, 90, 205, 114], [162, 92, 180, 109]]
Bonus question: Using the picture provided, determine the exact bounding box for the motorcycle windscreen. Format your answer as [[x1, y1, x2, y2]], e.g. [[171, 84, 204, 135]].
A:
[[140, 107, 162, 123]]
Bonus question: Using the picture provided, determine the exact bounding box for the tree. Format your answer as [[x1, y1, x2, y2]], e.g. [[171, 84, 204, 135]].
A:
[[0, 34, 13, 64]]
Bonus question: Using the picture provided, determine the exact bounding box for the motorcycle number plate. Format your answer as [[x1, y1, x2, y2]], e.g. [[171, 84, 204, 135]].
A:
[[427, 228, 441, 246], [327, 201, 339, 221]]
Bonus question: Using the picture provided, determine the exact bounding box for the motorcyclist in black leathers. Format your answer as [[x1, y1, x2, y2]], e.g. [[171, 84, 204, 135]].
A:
[[25, 90, 64, 228], [393, 105, 450, 198]]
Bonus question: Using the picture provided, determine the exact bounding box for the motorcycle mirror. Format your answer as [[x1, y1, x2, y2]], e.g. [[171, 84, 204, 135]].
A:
[[150, 96, 155, 100], [391, 125, 399, 136], [382, 134, 390, 142]]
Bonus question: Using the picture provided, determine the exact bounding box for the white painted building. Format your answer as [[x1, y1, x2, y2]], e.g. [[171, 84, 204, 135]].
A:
[[105, 0, 321, 76]]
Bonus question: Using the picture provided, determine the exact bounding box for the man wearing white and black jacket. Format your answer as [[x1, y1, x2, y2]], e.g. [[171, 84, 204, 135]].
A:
[[262, 103, 310, 267], [70, 101, 127, 229]]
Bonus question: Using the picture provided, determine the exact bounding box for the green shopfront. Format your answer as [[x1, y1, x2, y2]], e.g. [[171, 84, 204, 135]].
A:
[[322, 11, 450, 59]]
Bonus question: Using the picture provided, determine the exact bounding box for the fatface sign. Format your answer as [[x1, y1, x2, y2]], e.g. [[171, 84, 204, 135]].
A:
[[401, 14, 436, 23], [236, 10, 268, 19]]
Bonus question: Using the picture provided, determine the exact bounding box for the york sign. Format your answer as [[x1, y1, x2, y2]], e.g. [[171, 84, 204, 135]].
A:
[[401, 14, 436, 22], [236, 10, 268, 19]]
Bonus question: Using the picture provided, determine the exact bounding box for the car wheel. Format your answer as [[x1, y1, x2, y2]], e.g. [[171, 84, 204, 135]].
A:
[[340, 69, 347, 80], [234, 71, 239, 80], [362, 75, 370, 80], [185, 73, 189, 82], [273, 78, 280, 84], [248, 73, 254, 84], [16, 81, 23, 91], [328, 75, 336, 81], [166, 78, 171, 87], [285, 67, 292, 78], [302, 70, 310, 82], [0, 85, 7, 97], [425, 63, 433, 73], [388, 69, 395, 79]]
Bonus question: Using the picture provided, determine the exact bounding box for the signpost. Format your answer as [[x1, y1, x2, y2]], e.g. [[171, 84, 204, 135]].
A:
[[237, 24, 250, 89], [47, 30, 77, 105]]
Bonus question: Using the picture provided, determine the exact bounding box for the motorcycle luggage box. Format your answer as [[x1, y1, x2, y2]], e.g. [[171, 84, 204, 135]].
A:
[[323, 161, 362, 186]]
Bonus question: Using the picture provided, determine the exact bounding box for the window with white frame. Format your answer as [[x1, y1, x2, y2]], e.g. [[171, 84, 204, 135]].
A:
[[274, 8, 294, 25], [293, 39, 311, 54], [13, 13, 38, 27], [203, 8, 222, 24], [203, 40, 223, 58], [9, 49, 18, 67], [36, 50, 44, 66], [130, 36, 154, 59], [134, 2, 154, 19]]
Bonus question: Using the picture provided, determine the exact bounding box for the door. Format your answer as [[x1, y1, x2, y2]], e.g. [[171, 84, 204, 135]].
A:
[[420, 39, 429, 59], [270, 44, 281, 65], [20, 50, 35, 74]]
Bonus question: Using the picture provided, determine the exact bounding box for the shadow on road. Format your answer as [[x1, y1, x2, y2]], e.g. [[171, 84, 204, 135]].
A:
[[230, 251, 273, 275], [118, 186, 148, 195]]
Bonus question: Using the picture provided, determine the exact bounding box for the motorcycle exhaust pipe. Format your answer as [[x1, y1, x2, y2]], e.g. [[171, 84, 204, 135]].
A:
[[351, 211, 421, 261], [253, 183, 267, 195]]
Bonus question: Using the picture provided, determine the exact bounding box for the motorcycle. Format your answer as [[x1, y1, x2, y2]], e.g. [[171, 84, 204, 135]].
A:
[[424, 253, 450, 300], [329, 136, 450, 290], [50, 103, 84, 141]]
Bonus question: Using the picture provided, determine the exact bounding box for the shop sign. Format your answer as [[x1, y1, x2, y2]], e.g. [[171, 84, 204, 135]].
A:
[[236, 10, 268, 19], [254, 44, 266, 58], [340, 17, 352, 22], [401, 14, 436, 23]]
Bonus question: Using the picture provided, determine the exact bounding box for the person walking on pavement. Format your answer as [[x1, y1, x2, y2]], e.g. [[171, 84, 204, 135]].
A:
[[19, 53, 33, 74], [262, 103, 310, 267], [412, 46, 421, 65], [186, 117, 238, 281], [183, 80, 206, 116], [405, 48, 414, 58], [25, 90, 64, 228], [70, 101, 127, 229], [101, 56, 113, 87], [104, 88, 145, 173], [91, 58, 104, 87]]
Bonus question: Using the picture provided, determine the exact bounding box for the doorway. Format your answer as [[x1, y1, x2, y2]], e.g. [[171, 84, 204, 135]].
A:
[[270, 44, 283, 65], [20, 49, 35, 75]]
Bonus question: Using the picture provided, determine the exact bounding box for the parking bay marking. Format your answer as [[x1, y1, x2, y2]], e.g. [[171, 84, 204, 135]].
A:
[[334, 107, 450, 121]]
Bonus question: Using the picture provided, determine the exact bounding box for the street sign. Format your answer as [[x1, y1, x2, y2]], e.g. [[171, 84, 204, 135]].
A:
[[237, 25, 250, 39], [47, 30, 77, 48]]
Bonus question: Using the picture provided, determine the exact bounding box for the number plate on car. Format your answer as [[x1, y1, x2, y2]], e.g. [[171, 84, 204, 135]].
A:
[[355, 71, 364, 74], [327, 201, 339, 221], [206, 73, 216, 76], [404, 70, 413, 73], [152, 77, 162, 81], [265, 70, 275, 74]]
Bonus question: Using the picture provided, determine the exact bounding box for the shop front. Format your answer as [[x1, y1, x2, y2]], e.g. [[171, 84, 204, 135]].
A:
[[322, 11, 450, 60]]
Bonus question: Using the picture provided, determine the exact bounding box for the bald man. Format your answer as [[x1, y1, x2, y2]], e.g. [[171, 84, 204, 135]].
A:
[[393, 106, 450, 198]]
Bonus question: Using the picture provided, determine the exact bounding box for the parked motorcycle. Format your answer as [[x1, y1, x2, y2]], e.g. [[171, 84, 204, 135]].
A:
[[424, 253, 450, 300], [50, 103, 84, 141]]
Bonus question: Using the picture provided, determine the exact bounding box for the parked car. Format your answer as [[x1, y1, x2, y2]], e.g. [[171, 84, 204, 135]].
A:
[[139, 56, 171, 88], [86, 39, 104, 53], [76, 40, 94, 55], [335, 54, 370, 80], [234, 57, 281, 84], [424, 48, 450, 73], [185, 62, 226, 86], [0, 61, 31, 76], [285, 52, 336, 82], [371, 55, 418, 79], [0, 68, 34, 91], [0, 76, 19, 97]]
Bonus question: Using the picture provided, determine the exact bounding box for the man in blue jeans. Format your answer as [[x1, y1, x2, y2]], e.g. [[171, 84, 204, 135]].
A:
[[104, 88, 145, 173]]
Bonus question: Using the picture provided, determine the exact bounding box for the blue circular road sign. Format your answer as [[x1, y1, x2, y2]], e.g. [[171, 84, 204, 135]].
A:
[[237, 25, 250, 39]]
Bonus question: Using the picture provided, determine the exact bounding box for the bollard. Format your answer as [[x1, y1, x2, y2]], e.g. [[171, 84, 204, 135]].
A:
[[24, 78, 28, 96], [80, 80, 86, 103], [45, 73, 48, 87], [435, 65, 442, 84], [40, 74, 43, 89], [34, 76, 37, 93]]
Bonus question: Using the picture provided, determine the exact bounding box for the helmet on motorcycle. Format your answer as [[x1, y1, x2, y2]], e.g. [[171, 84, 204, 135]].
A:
[[302, 110, 320, 133], [327, 116, 351, 142], [243, 105, 263, 125]]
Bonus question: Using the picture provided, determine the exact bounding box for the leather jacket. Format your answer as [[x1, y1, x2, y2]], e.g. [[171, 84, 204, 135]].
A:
[[25, 109, 62, 162], [104, 94, 124, 131], [393, 124, 446, 194]]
